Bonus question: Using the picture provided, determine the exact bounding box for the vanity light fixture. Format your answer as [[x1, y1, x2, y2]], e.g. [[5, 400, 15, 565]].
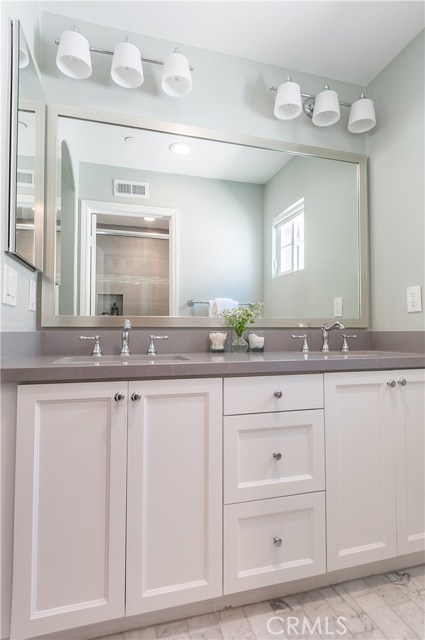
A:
[[55, 27, 194, 97], [270, 79, 376, 133], [169, 142, 191, 155]]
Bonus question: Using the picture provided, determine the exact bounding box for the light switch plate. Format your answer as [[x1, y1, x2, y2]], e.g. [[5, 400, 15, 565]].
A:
[[2, 264, 18, 306]]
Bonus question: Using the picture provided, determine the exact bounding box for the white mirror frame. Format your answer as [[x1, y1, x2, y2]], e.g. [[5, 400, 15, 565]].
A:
[[41, 103, 369, 329]]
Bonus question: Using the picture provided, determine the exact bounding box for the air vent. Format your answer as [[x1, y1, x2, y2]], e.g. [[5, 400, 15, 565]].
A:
[[17, 169, 35, 187], [113, 180, 149, 199]]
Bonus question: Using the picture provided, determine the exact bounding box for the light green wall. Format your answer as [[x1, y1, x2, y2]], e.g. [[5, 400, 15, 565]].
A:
[[367, 30, 424, 331]]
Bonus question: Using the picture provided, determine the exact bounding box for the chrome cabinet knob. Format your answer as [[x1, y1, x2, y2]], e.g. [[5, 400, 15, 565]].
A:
[[397, 378, 407, 387], [273, 451, 282, 460], [131, 392, 141, 401], [387, 380, 396, 388], [274, 390, 283, 398], [114, 392, 125, 402], [273, 536, 283, 546]]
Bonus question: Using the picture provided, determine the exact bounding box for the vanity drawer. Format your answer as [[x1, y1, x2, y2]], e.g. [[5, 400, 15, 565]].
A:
[[223, 374, 323, 415], [223, 492, 326, 594], [224, 410, 325, 504]]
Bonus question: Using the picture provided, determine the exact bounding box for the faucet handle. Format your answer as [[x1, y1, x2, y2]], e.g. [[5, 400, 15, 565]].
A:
[[341, 334, 357, 352], [292, 334, 309, 353], [79, 335, 103, 356], [146, 335, 169, 356]]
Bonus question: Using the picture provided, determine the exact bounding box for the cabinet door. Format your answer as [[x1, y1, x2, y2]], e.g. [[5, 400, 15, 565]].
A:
[[395, 369, 425, 554], [325, 372, 397, 571], [11, 382, 128, 640], [224, 492, 326, 594], [126, 378, 222, 615]]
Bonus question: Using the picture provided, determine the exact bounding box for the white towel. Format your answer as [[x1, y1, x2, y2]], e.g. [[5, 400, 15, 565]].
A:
[[213, 298, 239, 315]]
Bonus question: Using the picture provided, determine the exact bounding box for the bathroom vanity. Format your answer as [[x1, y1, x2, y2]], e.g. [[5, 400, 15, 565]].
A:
[[3, 352, 424, 640]]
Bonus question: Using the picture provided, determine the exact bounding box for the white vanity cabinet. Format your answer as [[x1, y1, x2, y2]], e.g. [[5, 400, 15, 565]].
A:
[[11, 378, 222, 639], [325, 369, 425, 572], [223, 374, 326, 594]]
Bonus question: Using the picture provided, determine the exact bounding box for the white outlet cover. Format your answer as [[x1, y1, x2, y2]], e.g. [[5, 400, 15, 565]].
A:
[[29, 279, 36, 311], [407, 285, 422, 313]]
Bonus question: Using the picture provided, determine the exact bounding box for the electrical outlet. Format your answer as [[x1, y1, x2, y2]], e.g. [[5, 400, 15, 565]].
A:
[[407, 285, 422, 313], [334, 296, 343, 317]]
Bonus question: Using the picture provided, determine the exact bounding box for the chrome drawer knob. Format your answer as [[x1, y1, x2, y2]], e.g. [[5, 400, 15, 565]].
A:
[[273, 451, 282, 460], [398, 378, 407, 387], [387, 380, 396, 388], [131, 392, 141, 401], [274, 390, 283, 398], [114, 392, 125, 402], [273, 536, 283, 547]]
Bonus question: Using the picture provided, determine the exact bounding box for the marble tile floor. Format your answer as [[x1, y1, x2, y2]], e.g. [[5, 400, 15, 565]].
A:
[[96, 565, 424, 640]]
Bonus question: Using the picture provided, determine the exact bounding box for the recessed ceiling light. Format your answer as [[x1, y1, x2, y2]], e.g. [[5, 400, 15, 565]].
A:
[[124, 136, 136, 144], [169, 142, 191, 155]]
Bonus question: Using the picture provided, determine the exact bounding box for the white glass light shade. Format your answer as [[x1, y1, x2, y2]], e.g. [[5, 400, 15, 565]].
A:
[[111, 41, 144, 88], [274, 80, 302, 120], [312, 88, 340, 127], [348, 97, 376, 133], [56, 30, 92, 79], [161, 51, 192, 97]]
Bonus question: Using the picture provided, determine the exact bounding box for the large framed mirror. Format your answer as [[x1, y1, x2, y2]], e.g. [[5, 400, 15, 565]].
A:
[[41, 104, 369, 328], [6, 20, 45, 271]]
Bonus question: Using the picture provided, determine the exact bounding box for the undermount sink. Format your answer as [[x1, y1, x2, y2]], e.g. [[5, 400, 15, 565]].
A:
[[309, 351, 381, 359], [53, 355, 190, 365]]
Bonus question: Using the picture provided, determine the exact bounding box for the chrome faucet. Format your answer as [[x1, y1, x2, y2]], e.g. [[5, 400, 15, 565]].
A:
[[321, 321, 345, 352], [146, 335, 169, 356], [120, 319, 131, 356]]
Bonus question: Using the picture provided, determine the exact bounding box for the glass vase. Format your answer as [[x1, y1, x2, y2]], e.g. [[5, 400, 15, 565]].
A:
[[231, 335, 249, 353]]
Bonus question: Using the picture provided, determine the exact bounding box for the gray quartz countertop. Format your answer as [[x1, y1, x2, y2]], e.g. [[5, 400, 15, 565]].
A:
[[2, 350, 424, 383]]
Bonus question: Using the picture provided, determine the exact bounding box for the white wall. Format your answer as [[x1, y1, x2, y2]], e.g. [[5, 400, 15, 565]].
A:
[[367, 30, 424, 331]]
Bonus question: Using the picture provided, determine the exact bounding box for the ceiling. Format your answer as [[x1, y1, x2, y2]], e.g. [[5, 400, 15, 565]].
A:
[[31, 0, 424, 86]]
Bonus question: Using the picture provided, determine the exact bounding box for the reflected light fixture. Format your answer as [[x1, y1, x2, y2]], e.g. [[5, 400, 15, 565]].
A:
[[55, 27, 194, 97], [269, 78, 376, 133], [169, 142, 191, 155]]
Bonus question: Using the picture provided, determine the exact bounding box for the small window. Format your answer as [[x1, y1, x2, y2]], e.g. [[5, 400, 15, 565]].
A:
[[272, 199, 304, 277]]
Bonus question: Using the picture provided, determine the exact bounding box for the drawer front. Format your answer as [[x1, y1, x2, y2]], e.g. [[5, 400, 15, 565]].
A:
[[224, 410, 325, 503], [223, 374, 323, 415], [224, 492, 326, 594]]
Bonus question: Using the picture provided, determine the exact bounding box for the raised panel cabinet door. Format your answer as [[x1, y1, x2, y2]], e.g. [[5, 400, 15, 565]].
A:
[[126, 378, 222, 615], [325, 372, 397, 572], [11, 382, 128, 640], [224, 410, 325, 503], [395, 369, 425, 554], [224, 492, 326, 594]]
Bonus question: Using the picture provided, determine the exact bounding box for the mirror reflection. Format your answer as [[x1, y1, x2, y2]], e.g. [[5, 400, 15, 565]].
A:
[[8, 21, 45, 270], [52, 114, 363, 323]]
